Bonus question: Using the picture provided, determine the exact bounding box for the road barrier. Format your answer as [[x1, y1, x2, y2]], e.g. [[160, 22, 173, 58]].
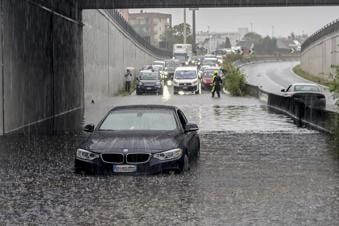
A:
[[302, 19, 339, 52], [246, 84, 339, 133]]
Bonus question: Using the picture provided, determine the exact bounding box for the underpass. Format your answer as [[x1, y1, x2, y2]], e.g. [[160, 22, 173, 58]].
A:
[[0, 1, 338, 224]]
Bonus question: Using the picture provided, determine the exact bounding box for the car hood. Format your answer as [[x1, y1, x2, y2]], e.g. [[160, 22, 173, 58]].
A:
[[82, 131, 181, 154]]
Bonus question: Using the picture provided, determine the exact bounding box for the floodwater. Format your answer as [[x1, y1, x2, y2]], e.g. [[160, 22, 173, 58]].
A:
[[0, 91, 338, 224]]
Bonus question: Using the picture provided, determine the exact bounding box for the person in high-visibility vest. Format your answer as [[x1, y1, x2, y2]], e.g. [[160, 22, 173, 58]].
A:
[[211, 70, 222, 98]]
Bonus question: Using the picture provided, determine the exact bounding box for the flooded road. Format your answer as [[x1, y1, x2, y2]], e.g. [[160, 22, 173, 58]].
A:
[[1, 92, 338, 224]]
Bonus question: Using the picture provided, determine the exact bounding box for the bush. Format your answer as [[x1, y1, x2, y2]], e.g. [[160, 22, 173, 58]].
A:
[[224, 66, 247, 96], [329, 65, 339, 93]]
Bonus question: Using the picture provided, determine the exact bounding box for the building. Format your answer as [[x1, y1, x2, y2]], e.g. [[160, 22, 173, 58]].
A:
[[128, 11, 172, 48], [197, 31, 241, 53], [117, 9, 129, 21]]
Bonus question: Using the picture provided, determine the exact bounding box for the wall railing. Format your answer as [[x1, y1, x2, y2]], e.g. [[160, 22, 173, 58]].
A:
[[302, 18, 339, 51], [104, 9, 172, 58]]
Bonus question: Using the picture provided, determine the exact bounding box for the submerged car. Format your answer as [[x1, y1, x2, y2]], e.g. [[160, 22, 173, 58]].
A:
[[136, 70, 163, 95], [75, 105, 200, 174], [281, 83, 326, 109], [173, 67, 200, 94]]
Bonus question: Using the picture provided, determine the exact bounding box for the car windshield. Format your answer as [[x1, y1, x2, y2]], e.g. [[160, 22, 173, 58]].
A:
[[203, 59, 218, 65], [294, 85, 320, 92], [174, 53, 187, 61], [204, 69, 222, 78], [175, 70, 197, 79], [152, 65, 163, 71], [100, 109, 177, 131], [139, 72, 158, 80]]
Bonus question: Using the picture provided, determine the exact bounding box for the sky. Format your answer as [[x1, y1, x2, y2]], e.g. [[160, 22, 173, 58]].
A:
[[130, 7, 339, 37]]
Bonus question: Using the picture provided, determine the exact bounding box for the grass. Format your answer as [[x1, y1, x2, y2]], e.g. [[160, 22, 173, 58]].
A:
[[292, 64, 332, 87]]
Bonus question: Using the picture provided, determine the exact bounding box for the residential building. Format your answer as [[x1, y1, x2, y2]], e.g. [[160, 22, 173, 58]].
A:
[[128, 11, 172, 48]]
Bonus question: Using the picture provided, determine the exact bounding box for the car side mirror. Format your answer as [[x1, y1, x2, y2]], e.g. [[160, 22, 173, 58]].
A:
[[184, 123, 199, 132], [281, 89, 285, 92], [84, 124, 95, 133]]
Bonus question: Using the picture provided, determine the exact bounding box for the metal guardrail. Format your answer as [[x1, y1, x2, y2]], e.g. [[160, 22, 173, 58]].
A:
[[302, 18, 339, 51], [246, 83, 339, 133], [104, 9, 172, 59]]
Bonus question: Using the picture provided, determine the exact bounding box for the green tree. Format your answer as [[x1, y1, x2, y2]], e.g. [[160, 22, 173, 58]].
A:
[[225, 37, 232, 48], [160, 23, 193, 51], [244, 32, 262, 44]]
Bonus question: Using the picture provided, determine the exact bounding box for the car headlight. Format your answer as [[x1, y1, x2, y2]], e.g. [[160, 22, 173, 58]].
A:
[[156, 81, 161, 86], [172, 80, 179, 86], [76, 149, 99, 161], [138, 82, 143, 86], [153, 148, 183, 161]]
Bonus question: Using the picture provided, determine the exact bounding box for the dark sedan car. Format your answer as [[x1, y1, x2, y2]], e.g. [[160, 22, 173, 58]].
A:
[[75, 105, 200, 174], [136, 70, 163, 95]]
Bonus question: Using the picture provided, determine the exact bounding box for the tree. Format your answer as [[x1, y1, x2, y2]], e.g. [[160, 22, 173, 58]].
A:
[[225, 37, 232, 48], [160, 23, 193, 50], [244, 32, 262, 44]]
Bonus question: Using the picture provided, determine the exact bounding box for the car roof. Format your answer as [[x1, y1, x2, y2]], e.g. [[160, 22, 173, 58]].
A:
[[111, 105, 177, 111], [175, 66, 197, 71], [291, 83, 318, 86]]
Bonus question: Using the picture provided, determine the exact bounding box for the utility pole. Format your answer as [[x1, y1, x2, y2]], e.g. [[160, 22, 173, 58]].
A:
[[189, 8, 198, 55], [183, 8, 187, 44]]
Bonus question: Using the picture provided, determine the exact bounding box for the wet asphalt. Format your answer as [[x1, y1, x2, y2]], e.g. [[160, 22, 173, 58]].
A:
[[1, 87, 338, 225]]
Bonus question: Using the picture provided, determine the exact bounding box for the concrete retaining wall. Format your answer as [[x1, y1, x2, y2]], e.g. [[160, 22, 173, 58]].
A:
[[0, 0, 84, 135], [83, 10, 162, 98], [301, 32, 339, 79]]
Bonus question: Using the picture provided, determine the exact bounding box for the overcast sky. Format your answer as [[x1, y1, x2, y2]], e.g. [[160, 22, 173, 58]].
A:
[[130, 7, 339, 37]]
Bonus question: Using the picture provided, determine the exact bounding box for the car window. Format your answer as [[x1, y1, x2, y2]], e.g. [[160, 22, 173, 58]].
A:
[[100, 110, 178, 131], [177, 110, 188, 129], [294, 85, 320, 92]]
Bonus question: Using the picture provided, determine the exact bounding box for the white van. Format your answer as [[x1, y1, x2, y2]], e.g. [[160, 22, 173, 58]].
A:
[[172, 67, 200, 95]]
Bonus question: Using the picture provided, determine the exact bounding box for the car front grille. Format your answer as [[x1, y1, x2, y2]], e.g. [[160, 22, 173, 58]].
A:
[[179, 83, 192, 86], [101, 154, 124, 164], [126, 153, 151, 164]]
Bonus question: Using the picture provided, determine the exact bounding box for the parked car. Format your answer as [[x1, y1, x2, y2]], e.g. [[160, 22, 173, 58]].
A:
[[75, 105, 200, 175], [136, 70, 163, 95], [173, 67, 200, 95], [201, 67, 223, 90], [280, 83, 326, 109]]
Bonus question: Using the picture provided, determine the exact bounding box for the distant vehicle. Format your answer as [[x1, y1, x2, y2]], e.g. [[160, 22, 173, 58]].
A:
[[173, 67, 200, 95], [202, 57, 219, 67], [153, 60, 166, 68], [142, 65, 153, 70], [201, 67, 223, 90], [173, 44, 193, 65], [136, 70, 163, 95], [75, 105, 200, 174], [281, 83, 326, 109], [165, 59, 180, 79], [151, 64, 166, 79]]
